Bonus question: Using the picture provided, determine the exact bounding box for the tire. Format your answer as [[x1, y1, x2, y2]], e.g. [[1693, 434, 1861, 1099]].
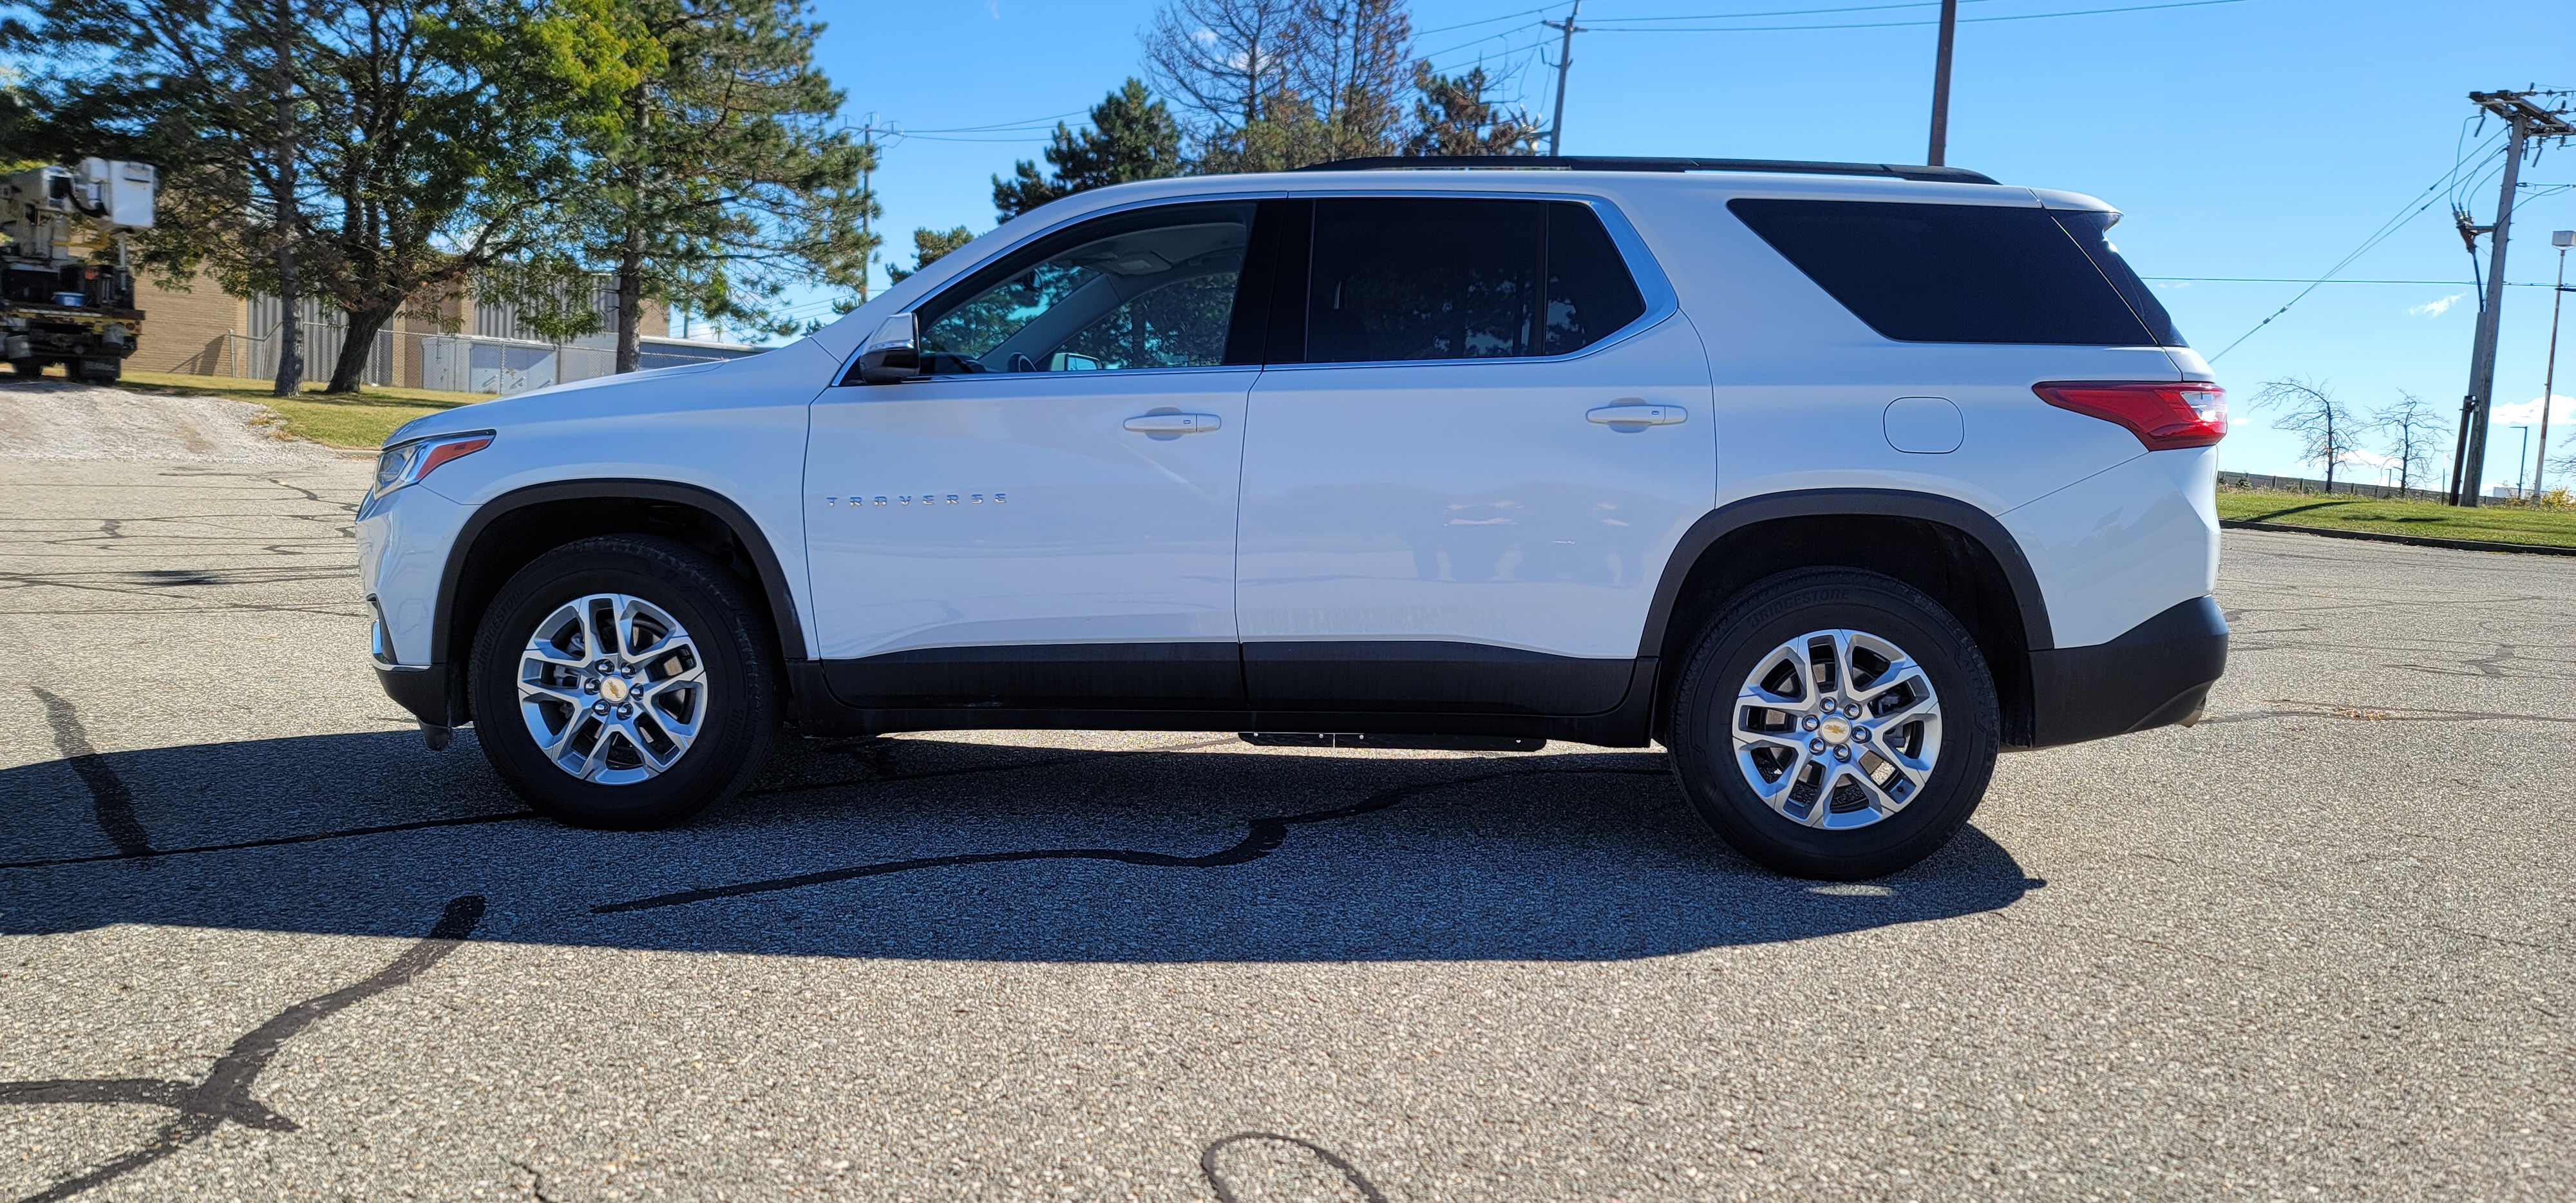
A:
[[469, 534, 777, 829], [1667, 567, 2000, 880], [4, 359, 38, 380]]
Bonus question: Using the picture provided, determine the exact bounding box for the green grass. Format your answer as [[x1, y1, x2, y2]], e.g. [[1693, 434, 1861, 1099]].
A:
[[2217, 487, 2576, 549], [118, 368, 486, 449]]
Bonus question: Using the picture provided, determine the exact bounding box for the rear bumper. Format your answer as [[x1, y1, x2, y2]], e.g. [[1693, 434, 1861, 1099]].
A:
[[2023, 596, 2226, 748], [378, 663, 457, 728]]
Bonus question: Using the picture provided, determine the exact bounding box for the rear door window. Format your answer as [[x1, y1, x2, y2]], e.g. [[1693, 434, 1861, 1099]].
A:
[[1547, 202, 1649, 355], [1300, 198, 1647, 364], [1727, 198, 2184, 346]]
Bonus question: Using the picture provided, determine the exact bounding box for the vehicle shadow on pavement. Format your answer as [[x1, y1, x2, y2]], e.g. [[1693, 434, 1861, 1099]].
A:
[[1, 730, 2041, 961]]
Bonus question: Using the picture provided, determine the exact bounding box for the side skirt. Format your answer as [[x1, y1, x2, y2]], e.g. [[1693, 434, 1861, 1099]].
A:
[[786, 657, 1660, 747]]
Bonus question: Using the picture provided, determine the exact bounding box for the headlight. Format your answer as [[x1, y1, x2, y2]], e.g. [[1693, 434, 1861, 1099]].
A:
[[364, 431, 493, 512]]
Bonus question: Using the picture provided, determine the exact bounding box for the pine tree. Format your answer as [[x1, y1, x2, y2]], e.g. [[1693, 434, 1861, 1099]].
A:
[[884, 226, 974, 285], [530, 0, 876, 371], [992, 79, 1183, 220], [1406, 64, 1541, 156]]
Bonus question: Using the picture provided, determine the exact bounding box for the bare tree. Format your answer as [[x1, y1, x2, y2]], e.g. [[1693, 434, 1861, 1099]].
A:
[[1144, 0, 1420, 171], [1142, 0, 1300, 136], [1291, 0, 1414, 160], [2371, 390, 2448, 494], [2252, 376, 2362, 493]]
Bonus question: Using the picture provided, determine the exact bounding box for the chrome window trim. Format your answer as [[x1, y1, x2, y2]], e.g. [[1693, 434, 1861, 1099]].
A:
[[830, 185, 1677, 381], [830, 189, 1289, 387], [1265, 188, 1678, 372]]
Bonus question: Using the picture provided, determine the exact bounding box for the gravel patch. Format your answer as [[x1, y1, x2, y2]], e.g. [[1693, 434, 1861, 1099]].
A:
[[0, 380, 352, 466]]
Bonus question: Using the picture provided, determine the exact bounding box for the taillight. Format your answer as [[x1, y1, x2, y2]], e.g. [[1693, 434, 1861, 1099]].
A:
[[2032, 382, 2226, 450]]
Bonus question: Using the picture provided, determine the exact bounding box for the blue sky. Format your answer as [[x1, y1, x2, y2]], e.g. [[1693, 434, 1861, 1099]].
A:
[[791, 0, 2574, 491]]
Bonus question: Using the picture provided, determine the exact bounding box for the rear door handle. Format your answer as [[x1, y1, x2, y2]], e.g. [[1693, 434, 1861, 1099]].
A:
[[1123, 413, 1222, 434], [1587, 403, 1687, 427]]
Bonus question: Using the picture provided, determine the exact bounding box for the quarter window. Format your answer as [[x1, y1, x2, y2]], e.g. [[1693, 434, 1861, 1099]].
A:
[[1727, 198, 2184, 346], [1302, 198, 1647, 364]]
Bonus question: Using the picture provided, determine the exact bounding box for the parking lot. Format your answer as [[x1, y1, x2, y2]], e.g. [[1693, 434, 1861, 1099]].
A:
[[1, 385, 2567, 1201]]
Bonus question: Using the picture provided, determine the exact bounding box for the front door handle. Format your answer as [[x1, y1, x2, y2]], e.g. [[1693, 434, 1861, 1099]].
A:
[[1587, 403, 1687, 427], [1123, 413, 1222, 434]]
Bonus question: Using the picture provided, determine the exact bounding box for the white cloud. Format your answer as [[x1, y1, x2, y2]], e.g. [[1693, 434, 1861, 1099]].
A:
[[2405, 294, 2465, 317], [2341, 448, 2400, 469], [2489, 393, 2575, 425]]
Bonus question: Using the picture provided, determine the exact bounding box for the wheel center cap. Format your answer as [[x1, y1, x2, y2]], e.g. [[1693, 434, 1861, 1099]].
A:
[[1817, 716, 1852, 744], [598, 676, 630, 703]]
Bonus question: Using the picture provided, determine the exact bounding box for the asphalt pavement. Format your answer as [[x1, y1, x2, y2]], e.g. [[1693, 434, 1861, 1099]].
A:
[[1, 386, 2567, 1200]]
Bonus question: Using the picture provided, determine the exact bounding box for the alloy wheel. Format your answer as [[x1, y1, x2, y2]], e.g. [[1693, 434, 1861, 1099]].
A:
[[1730, 628, 1942, 830], [516, 592, 709, 784]]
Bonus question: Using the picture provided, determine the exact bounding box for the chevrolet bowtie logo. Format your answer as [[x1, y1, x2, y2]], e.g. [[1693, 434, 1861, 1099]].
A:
[[822, 493, 1005, 507]]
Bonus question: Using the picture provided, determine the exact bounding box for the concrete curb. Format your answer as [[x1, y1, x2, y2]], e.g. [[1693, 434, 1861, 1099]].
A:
[[2220, 519, 2576, 558]]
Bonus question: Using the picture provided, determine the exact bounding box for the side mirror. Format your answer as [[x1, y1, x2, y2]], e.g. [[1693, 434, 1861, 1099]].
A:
[[857, 313, 920, 384]]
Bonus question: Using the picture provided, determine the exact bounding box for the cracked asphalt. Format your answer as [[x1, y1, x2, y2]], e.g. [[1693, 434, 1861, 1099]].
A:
[[1, 388, 2568, 1200]]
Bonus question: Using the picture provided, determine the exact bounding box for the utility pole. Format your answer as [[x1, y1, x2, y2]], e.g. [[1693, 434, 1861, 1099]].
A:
[[1544, 1, 1582, 156], [2535, 230, 2571, 497], [1926, 0, 1960, 166], [2449, 90, 2575, 507], [852, 115, 891, 303]]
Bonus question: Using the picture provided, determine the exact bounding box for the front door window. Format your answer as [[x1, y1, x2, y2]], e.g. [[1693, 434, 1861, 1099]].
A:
[[913, 203, 1255, 375]]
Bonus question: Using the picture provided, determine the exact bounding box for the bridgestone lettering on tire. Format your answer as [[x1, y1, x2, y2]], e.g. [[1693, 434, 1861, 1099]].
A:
[[470, 535, 775, 830], [1668, 568, 2000, 880]]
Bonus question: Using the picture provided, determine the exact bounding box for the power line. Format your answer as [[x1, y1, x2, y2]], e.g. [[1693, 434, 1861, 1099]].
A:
[[2207, 129, 2511, 362], [1414, 5, 1557, 38], [1584, 0, 2007, 24], [1417, 21, 1553, 61], [904, 109, 1088, 135], [2146, 276, 2562, 286], [1582, 0, 2246, 33]]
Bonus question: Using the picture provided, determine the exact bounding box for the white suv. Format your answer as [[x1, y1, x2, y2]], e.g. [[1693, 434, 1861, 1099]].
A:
[[357, 156, 2228, 879]]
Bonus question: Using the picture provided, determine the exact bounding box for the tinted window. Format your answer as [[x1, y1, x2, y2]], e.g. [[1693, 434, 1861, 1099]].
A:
[[2051, 209, 2184, 346], [1727, 198, 2183, 346], [1546, 202, 1648, 355], [1307, 198, 1542, 363], [911, 202, 1253, 374], [1302, 198, 1649, 363]]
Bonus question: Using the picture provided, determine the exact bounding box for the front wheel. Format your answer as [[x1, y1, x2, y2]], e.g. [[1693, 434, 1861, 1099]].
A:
[[1667, 568, 2000, 880], [469, 535, 776, 829]]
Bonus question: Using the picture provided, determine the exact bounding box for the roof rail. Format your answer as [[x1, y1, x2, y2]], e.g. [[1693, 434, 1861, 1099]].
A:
[[1293, 155, 1999, 186]]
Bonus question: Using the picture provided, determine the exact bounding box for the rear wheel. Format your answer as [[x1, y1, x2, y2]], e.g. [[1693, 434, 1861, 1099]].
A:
[[1667, 567, 1999, 879], [469, 535, 776, 829]]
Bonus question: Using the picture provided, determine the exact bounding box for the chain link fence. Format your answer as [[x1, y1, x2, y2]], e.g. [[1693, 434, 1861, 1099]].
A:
[[2218, 471, 2450, 503]]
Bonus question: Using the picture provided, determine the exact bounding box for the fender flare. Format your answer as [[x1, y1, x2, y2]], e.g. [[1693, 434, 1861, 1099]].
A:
[[431, 478, 808, 665], [1638, 488, 2054, 656]]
